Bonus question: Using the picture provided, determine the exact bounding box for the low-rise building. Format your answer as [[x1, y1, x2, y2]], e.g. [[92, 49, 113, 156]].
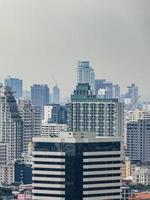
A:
[[133, 167, 150, 185], [129, 192, 150, 200], [122, 157, 135, 179]]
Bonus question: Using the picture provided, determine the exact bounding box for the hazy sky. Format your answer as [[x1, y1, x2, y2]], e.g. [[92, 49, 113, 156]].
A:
[[0, 0, 150, 98]]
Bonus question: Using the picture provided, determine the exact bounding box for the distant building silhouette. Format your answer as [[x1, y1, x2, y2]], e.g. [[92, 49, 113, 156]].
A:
[[4, 76, 23, 99]]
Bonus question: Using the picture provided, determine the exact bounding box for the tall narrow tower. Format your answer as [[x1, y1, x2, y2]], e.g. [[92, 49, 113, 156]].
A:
[[77, 61, 95, 94]]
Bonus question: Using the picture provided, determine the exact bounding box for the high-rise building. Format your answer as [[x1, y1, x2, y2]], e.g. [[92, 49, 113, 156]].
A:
[[127, 119, 150, 164], [0, 85, 23, 161], [77, 61, 95, 94], [44, 104, 67, 124], [4, 76, 23, 99], [95, 79, 114, 99], [126, 84, 139, 103], [18, 98, 42, 153], [52, 85, 60, 104], [32, 131, 122, 200], [67, 83, 124, 136], [114, 84, 121, 99], [95, 80, 121, 99], [31, 84, 49, 116]]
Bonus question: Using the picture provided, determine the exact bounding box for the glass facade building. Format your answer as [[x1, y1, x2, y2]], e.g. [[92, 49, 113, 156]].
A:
[[4, 76, 23, 99]]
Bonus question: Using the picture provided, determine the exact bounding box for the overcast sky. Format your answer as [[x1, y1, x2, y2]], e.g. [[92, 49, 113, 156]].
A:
[[0, 0, 150, 98]]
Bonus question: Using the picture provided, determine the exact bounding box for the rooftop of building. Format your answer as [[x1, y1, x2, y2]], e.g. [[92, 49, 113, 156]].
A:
[[71, 83, 119, 102], [129, 192, 150, 199], [33, 131, 122, 143]]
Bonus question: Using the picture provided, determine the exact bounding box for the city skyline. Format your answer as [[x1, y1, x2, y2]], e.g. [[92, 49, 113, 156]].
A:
[[0, 0, 150, 98]]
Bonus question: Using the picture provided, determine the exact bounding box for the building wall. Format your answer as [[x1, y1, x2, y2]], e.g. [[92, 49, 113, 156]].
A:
[[127, 119, 150, 163], [32, 135, 122, 200]]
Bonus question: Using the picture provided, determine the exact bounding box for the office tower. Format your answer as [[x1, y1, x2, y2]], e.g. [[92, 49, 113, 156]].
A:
[[127, 119, 150, 164], [0, 86, 23, 161], [114, 84, 121, 99], [126, 83, 139, 103], [18, 98, 42, 153], [4, 76, 23, 99], [31, 84, 49, 116], [32, 131, 122, 200], [67, 83, 124, 136], [52, 85, 60, 104], [44, 104, 67, 124], [95, 79, 114, 99], [77, 61, 95, 94]]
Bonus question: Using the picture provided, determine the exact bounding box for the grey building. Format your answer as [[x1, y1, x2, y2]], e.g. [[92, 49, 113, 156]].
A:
[[114, 84, 121, 99], [52, 85, 60, 104], [18, 98, 42, 153], [77, 61, 95, 94], [31, 84, 49, 116], [0, 85, 23, 161], [126, 83, 139, 103], [32, 132, 122, 200], [4, 76, 23, 99], [127, 119, 150, 164], [67, 83, 124, 136]]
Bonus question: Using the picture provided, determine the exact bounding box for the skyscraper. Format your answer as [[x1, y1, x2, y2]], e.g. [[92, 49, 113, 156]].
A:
[[126, 83, 139, 103], [32, 132, 122, 200], [114, 84, 121, 99], [67, 83, 124, 136], [52, 85, 60, 104], [18, 98, 42, 153], [44, 104, 67, 124], [31, 84, 49, 116], [95, 79, 113, 99], [4, 76, 23, 99], [0, 85, 23, 161], [77, 61, 95, 94], [127, 119, 150, 164]]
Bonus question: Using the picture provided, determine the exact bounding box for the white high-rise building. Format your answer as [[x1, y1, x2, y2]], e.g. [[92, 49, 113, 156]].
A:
[[77, 61, 95, 94], [18, 98, 42, 153], [67, 83, 124, 137], [0, 85, 23, 162], [43, 105, 53, 123]]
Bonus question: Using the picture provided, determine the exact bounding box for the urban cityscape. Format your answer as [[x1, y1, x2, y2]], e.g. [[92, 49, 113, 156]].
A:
[[0, 0, 150, 200], [0, 61, 150, 199]]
